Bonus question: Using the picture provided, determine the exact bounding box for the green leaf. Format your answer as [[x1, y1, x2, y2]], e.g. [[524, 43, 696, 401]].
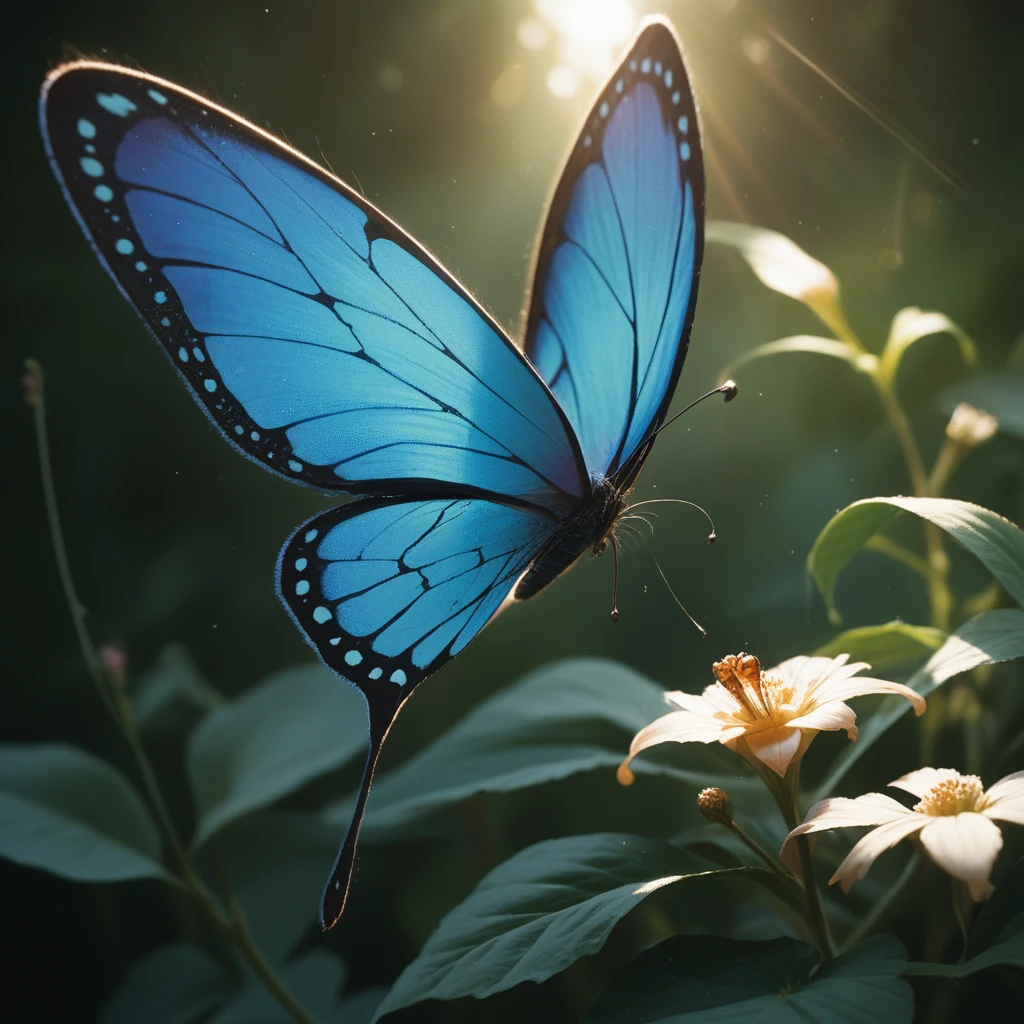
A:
[[335, 987, 388, 1024], [187, 664, 367, 847], [100, 943, 233, 1024], [808, 497, 1024, 622], [940, 371, 1024, 441], [706, 221, 835, 300], [815, 609, 1024, 798], [0, 743, 166, 882], [208, 950, 343, 1024], [964, 855, 1024, 972], [587, 934, 911, 1023], [719, 335, 876, 384], [373, 833, 791, 1018], [198, 813, 339, 966], [133, 644, 224, 731], [968, 857, 1024, 958], [705, 221, 854, 341], [911, 855, 1024, 978], [813, 621, 947, 669], [878, 307, 976, 389], [326, 657, 716, 838]]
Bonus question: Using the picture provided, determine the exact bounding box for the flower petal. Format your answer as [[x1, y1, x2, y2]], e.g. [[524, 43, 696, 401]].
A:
[[812, 677, 926, 716], [743, 725, 802, 777], [617, 710, 727, 785], [786, 793, 913, 839], [664, 690, 720, 716], [776, 653, 864, 701], [785, 699, 858, 739], [829, 814, 930, 892], [890, 767, 963, 799], [982, 770, 1024, 826], [919, 813, 1003, 901], [779, 792, 911, 873], [698, 682, 746, 716]]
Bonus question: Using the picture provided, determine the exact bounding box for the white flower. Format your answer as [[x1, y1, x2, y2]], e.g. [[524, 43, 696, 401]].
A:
[[784, 768, 1024, 901], [618, 652, 925, 783]]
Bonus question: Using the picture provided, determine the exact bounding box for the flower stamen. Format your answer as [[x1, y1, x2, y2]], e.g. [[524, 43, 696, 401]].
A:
[[913, 774, 984, 816], [713, 653, 768, 718]]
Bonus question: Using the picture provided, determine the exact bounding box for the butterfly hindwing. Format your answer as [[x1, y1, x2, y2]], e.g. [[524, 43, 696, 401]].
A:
[[523, 19, 704, 484], [277, 493, 559, 927], [40, 63, 588, 516], [278, 495, 559, 694]]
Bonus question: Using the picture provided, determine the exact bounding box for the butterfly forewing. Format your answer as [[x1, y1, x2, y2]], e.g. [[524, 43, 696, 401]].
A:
[[41, 63, 588, 515], [523, 19, 705, 486]]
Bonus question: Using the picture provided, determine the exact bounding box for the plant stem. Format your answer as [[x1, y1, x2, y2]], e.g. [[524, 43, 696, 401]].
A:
[[927, 436, 963, 498], [872, 380, 930, 497], [951, 880, 974, 962], [728, 821, 794, 882], [767, 764, 834, 961], [841, 852, 919, 953], [863, 535, 931, 579], [794, 834, 833, 960], [809, 294, 863, 353], [24, 361, 115, 718], [870, 375, 953, 631], [212, 852, 321, 1024], [26, 360, 320, 1024], [774, 770, 831, 958]]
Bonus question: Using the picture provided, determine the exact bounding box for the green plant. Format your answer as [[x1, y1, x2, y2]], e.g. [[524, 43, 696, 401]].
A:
[[6, 226, 1022, 1022]]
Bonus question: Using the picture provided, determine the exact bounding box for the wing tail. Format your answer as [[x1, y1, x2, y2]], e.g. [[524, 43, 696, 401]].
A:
[[319, 690, 405, 930]]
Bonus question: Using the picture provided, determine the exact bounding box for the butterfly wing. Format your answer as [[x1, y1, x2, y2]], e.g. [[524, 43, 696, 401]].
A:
[[279, 495, 558, 691], [277, 494, 558, 926], [523, 18, 704, 485], [41, 62, 588, 516]]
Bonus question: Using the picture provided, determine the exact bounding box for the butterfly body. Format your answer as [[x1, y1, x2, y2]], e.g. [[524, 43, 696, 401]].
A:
[[41, 17, 705, 928], [515, 476, 627, 600]]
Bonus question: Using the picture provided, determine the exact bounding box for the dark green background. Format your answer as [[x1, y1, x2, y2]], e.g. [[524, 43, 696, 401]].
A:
[[6, 0, 1023, 1018]]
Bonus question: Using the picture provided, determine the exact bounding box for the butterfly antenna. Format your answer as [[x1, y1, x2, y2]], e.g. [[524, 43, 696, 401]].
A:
[[610, 533, 621, 623], [645, 380, 738, 444], [627, 498, 718, 545], [636, 532, 707, 637]]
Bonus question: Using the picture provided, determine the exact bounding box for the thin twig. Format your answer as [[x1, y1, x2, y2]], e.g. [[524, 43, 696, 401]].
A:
[[24, 360, 114, 716], [26, 359, 320, 1024]]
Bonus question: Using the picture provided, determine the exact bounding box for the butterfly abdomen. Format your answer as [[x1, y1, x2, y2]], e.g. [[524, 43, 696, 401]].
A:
[[514, 479, 627, 600]]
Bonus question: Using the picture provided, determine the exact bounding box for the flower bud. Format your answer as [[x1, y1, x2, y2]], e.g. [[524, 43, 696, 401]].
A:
[[946, 402, 998, 448], [22, 369, 41, 408], [697, 786, 733, 825], [100, 645, 127, 680]]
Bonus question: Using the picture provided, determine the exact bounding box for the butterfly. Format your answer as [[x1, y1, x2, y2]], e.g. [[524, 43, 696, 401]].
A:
[[41, 16, 710, 929]]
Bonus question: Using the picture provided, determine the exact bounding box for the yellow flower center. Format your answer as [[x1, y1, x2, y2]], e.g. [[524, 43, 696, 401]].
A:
[[712, 654, 795, 724], [913, 774, 984, 816]]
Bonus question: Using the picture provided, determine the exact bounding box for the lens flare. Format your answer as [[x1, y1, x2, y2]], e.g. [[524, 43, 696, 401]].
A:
[[531, 0, 637, 94]]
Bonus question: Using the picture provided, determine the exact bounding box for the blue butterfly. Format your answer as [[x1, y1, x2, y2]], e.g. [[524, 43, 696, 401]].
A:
[[41, 17, 707, 929]]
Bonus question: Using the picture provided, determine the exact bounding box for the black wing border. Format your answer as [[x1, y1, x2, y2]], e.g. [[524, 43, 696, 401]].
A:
[[519, 16, 706, 488], [40, 60, 591, 506]]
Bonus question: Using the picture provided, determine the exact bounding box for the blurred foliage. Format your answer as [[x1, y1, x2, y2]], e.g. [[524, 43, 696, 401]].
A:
[[6, 0, 1024, 1021]]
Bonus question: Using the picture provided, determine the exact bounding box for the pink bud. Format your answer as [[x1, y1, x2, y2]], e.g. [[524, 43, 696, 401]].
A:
[[100, 645, 127, 676], [22, 372, 40, 407]]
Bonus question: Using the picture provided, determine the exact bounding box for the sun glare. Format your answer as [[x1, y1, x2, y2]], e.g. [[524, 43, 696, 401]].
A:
[[523, 0, 637, 97]]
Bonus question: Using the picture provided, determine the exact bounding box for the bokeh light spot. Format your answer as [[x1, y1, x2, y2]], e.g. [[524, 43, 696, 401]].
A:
[[546, 65, 579, 99]]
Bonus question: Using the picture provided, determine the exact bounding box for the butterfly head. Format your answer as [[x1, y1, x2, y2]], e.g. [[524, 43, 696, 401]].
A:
[[589, 480, 631, 558]]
